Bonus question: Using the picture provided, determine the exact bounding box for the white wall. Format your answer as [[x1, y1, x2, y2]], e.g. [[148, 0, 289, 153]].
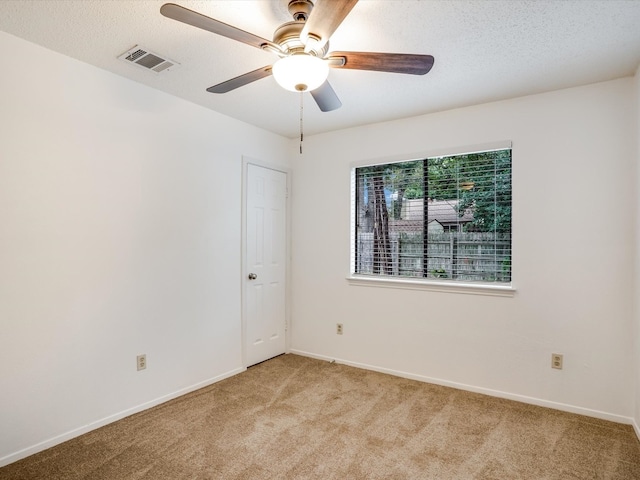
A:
[[0, 31, 290, 465], [291, 78, 637, 422]]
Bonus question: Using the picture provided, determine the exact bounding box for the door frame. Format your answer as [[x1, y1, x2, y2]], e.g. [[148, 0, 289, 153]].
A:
[[241, 156, 292, 368]]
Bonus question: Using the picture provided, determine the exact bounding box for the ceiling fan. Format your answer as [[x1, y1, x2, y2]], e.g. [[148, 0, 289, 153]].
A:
[[160, 0, 435, 112]]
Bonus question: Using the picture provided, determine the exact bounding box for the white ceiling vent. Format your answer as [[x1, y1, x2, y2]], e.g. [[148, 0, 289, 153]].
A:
[[118, 45, 179, 73]]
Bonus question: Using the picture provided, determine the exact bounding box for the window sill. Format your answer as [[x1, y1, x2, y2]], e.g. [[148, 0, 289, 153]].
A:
[[346, 275, 516, 297]]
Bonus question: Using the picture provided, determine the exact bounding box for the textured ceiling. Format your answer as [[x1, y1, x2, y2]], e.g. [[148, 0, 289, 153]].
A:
[[1, 0, 640, 138]]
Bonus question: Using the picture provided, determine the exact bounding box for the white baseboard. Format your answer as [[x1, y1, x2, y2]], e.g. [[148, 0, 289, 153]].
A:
[[633, 418, 640, 442], [290, 349, 635, 426], [0, 366, 245, 468]]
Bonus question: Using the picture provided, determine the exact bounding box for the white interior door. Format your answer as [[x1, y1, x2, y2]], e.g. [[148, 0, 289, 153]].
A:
[[244, 163, 287, 367]]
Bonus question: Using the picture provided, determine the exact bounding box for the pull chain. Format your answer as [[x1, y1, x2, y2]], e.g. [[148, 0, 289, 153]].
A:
[[299, 90, 304, 154]]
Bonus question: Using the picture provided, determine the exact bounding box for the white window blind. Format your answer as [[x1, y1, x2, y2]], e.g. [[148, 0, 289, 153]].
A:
[[352, 148, 512, 284]]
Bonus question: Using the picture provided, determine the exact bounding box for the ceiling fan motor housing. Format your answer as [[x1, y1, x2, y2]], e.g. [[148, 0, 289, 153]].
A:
[[273, 21, 328, 57]]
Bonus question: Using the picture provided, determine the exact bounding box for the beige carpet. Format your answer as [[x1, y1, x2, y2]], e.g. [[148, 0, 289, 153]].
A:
[[1, 354, 639, 479]]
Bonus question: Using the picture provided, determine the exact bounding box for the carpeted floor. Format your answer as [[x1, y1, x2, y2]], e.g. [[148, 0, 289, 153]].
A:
[[1, 354, 639, 479]]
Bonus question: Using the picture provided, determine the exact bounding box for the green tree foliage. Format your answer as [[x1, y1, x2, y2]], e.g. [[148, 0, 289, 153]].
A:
[[455, 150, 512, 233], [357, 151, 511, 230], [427, 156, 458, 200]]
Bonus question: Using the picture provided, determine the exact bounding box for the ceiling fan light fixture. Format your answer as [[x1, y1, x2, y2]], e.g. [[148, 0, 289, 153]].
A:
[[272, 54, 329, 92]]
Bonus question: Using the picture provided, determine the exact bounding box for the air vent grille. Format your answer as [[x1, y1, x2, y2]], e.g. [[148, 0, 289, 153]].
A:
[[125, 49, 146, 62], [118, 45, 179, 74]]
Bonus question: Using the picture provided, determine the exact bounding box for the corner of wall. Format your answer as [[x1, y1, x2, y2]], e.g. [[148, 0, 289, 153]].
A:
[[634, 62, 640, 442]]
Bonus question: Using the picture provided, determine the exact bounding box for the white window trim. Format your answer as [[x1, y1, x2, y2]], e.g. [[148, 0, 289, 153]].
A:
[[346, 274, 515, 297], [349, 140, 514, 297]]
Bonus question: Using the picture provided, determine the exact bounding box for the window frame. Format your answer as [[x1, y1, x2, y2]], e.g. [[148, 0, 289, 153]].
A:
[[348, 141, 515, 296]]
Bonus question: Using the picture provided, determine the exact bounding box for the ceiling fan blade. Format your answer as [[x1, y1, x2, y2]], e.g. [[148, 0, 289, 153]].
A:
[[301, 0, 358, 51], [160, 3, 281, 53], [207, 66, 273, 94], [328, 52, 435, 75], [310, 81, 342, 112]]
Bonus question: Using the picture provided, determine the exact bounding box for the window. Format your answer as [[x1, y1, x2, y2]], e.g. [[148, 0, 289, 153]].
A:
[[352, 147, 512, 285]]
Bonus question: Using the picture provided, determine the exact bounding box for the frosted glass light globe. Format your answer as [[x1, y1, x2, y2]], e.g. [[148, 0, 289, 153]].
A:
[[272, 54, 329, 92]]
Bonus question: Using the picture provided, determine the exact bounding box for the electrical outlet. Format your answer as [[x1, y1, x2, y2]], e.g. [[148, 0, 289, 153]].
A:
[[336, 323, 343, 335], [137, 354, 147, 371], [551, 353, 563, 370]]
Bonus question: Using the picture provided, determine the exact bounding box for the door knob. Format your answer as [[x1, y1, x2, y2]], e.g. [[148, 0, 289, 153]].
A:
[[248, 273, 257, 280]]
